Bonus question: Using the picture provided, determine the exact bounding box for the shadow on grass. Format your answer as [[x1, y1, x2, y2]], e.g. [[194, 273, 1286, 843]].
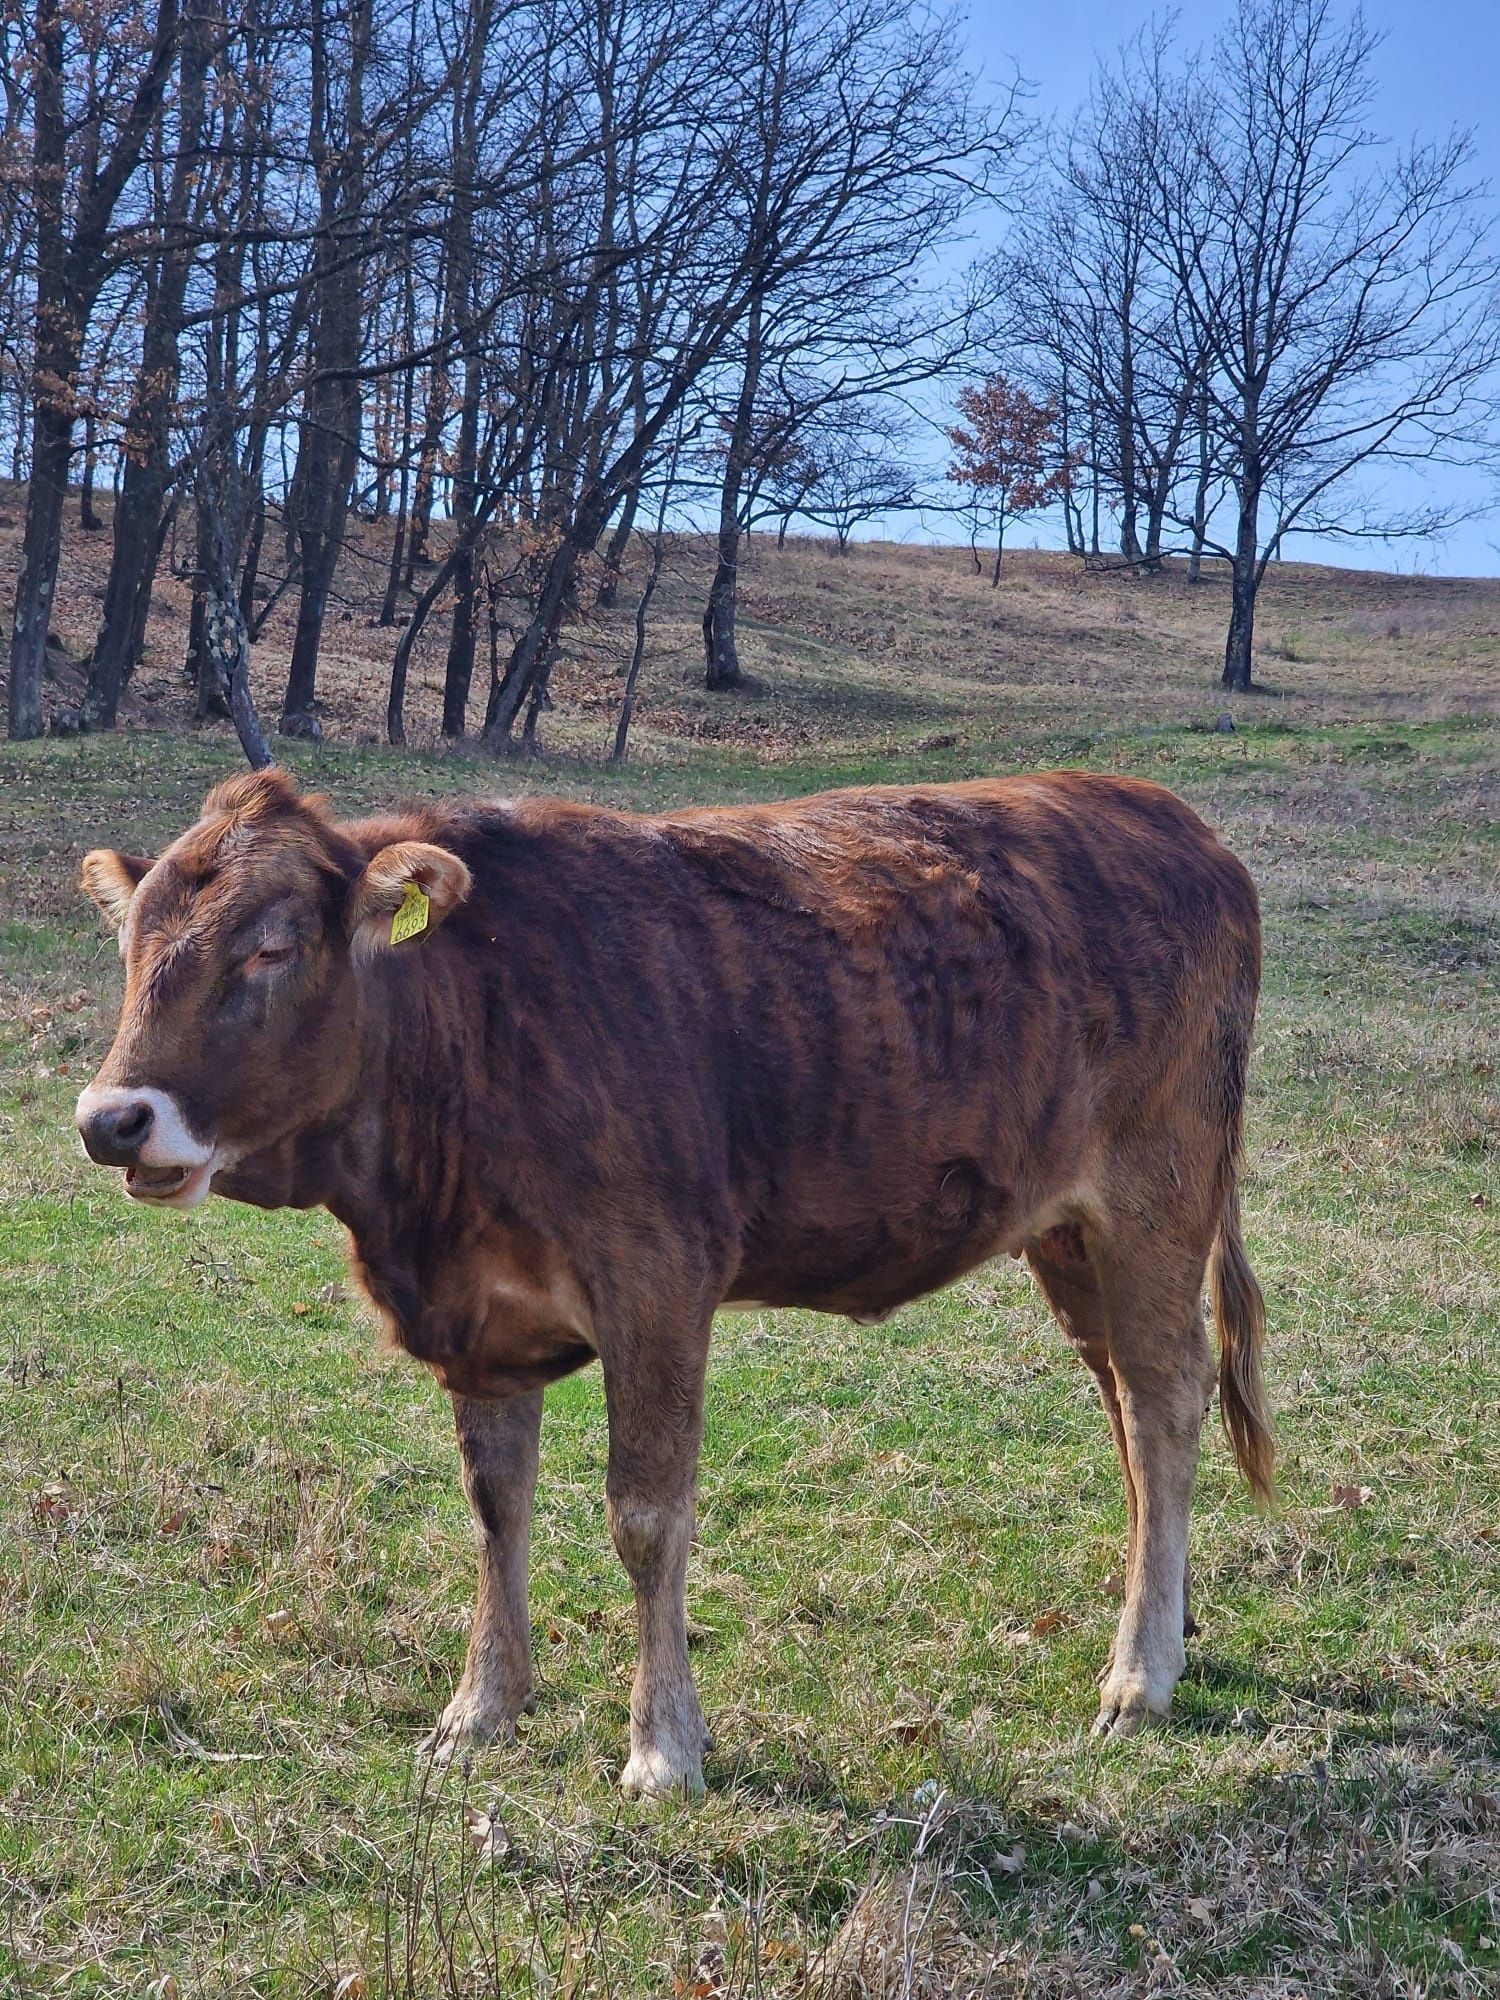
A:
[[1174, 1652, 1500, 1755]]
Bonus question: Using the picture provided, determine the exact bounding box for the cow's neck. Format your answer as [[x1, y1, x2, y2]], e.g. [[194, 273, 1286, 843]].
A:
[[318, 956, 494, 1304]]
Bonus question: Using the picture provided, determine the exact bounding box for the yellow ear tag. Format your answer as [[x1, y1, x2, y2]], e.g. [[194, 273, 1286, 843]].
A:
[[390, 880, 430, 946]]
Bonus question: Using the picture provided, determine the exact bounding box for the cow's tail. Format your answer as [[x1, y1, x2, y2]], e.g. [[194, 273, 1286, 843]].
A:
[[1211, 1178, 1273, 1503], [1209, 993, 1274, 1503]]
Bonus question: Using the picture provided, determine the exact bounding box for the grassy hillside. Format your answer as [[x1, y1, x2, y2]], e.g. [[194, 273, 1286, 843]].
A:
[[0, 519, 1496, 1997], [2, 480, 1498, 756]]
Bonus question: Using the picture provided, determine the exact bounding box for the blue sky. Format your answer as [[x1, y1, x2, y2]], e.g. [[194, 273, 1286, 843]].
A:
[[939, 0, 1500, 575]]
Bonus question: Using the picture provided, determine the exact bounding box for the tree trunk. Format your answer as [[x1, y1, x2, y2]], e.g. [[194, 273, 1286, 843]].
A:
[[379, 270, 418, 626], [611, 536, 663, 762], [7, 0, 69, 740], [1117, 471, 1141, 563], [1116, 307, 1142, 565], [596, 479, 641, 609], [1187, 381, 1210, 585], [405, 353, 449, 582], [87, 454, 169, 724], [238, 483, 265, 625], [701, 532, 742, 687], [84, 5, 209, 727], [197, 463, 272, 768], [9, 409, 70, 739], [279, 0, 367, 736], [79, 410, 102, 529], [442, 540, 478, 737], [386, 501, 497, 744], [8, 0, 179, 738], [8, 384, 26, 484], [1222, 480, 1260, 692], [703, 294, 763, 691], [439, 27, 484, 740], [282, 529, 336, 736], [129, 489, 178, 673], [190, 495, 226, 720], [481, 535, 583, 751]]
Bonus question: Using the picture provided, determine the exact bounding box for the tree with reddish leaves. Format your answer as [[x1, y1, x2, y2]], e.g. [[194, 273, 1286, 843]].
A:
[[946, 374, 1071, 584]]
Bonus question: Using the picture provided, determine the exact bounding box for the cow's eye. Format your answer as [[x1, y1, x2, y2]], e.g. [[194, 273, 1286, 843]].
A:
[[241, 941, 297, 976]]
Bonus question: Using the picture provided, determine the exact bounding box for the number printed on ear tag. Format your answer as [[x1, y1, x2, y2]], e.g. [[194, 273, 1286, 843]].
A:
[[390, 881, 430, 945]]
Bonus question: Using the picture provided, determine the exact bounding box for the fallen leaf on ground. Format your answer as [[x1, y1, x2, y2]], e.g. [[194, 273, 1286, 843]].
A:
[[890, 1716, 939, 1746], [32, 1482, 79, 1526], [464, 1801, 511, 1863], [1331, 1482, 1375, 1509]]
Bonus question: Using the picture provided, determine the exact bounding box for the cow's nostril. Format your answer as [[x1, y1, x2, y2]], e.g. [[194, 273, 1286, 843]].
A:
[[82, 1097, 156, 1166], [115, 1100, 153, 1149]]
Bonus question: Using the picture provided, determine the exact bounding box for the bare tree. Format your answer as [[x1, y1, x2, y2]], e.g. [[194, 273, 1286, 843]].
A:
[[1144, 0, 1499, 690], [277, 0, 372, 737], [775, 396, 917, 550], [81, 0, 212, 729], [998, 27, 1209, 575], [7, 0, 181, 739], [699, 0, 1018, 692]]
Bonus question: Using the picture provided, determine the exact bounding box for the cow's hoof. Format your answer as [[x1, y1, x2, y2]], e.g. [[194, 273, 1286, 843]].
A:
[[418, 1693, 530, 1771], [1091, 1684, 1170, 1741], [620, 1739, 706, 1800]]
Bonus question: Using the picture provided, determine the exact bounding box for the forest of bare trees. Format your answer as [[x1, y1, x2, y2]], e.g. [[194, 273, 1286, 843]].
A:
[[1000, 0, 1498, 689], [1, 0, 1494, 750], [0, 0, 1016, 754]]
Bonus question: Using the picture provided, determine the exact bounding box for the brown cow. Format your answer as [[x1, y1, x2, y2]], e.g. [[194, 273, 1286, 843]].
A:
[[76, 766, 1270, 1796]]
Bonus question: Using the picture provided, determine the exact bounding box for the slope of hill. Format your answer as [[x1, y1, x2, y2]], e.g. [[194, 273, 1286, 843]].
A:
[[1, 484, 1497, 762]]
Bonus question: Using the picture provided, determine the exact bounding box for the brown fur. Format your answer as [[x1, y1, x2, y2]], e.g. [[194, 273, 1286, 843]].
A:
[[79, 765, 1271, 1787]]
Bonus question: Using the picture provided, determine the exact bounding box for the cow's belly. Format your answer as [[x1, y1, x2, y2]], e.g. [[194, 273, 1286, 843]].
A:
[[723, 1150, 1036, 1321]]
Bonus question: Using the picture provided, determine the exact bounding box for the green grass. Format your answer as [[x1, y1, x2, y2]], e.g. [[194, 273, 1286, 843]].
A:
[[1, 693, 1496, 1997]]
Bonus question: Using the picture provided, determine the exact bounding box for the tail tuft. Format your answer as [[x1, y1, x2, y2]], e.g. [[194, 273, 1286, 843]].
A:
[[1211, 1181, 1274, 1504]]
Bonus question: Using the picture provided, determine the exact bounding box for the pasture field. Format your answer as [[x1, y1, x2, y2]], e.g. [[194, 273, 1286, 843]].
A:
[[0, 536, 1497, 1997]]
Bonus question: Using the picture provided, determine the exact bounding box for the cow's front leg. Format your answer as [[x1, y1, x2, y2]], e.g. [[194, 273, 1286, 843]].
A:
[[603, 1334, 712, 1799], [422, 1389, 542, 1767]]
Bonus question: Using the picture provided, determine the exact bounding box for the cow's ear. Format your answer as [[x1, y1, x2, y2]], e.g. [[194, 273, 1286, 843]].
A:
[[346, 840, 473, 962], [81, 850, 154, 931]]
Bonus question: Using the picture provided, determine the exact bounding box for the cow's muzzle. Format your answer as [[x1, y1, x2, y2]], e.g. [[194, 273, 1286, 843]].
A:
[[75, 1083, 220, 1208]]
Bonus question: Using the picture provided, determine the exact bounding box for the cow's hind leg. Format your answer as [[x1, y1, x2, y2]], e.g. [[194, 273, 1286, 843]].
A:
[[422, 1390, 542, 1767], [1028, 1226, 1137, 1626], [603, 1324, 713, 1799], [1090, 1230, 1215, 1740]]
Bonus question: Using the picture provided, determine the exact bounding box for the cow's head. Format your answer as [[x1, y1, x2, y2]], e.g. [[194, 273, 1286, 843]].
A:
[[75, 769, 470, 1208]]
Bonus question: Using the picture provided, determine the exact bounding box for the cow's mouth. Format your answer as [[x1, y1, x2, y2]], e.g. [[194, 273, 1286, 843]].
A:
[[124, 1159, 215, 1208]]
